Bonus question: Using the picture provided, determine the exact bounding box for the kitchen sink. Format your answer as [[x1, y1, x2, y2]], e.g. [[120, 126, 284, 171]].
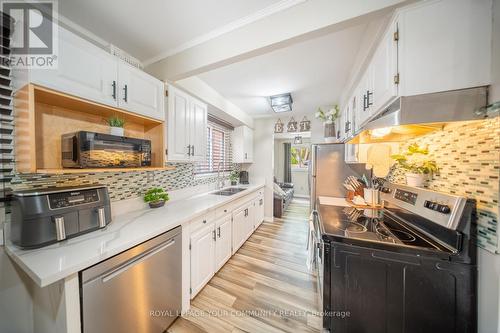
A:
[[212, 188, 247, 196]]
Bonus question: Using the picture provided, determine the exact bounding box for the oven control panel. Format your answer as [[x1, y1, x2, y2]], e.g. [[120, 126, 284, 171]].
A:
[[424, 200, 451, 214], [394, 189, 418, 205], [48, 189, 100, 209], [381, 182, 467, 230]]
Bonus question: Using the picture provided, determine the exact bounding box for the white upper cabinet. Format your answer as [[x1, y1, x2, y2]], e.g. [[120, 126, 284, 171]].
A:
[[370, 17, 398, 114], [167, 87, 191, 161], [189, 97, 208, 162], [346, 0, 491, 134], [31, 27, 118, 107], [398, 0, 492, 96], [356, 70, 374, 127], [117, 62, 164, 120], [232, 126, 253, 163], [166, 85, 207, 162], [29, 26, 165, 120]]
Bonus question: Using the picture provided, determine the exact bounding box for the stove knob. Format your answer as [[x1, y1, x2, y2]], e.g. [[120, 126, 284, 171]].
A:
[[424, 200, 433, 209], [381, 187, 391, 193], [438, 204, 451, 214]]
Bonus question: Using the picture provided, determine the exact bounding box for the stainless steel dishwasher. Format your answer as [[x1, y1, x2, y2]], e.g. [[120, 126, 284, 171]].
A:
[[81, 226, 182, 333]]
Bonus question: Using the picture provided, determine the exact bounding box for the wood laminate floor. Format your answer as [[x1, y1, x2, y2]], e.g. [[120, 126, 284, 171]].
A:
[[168, 198, 321, 333]]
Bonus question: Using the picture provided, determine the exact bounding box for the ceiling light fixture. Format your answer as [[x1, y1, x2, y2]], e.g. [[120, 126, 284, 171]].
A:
[[270, 93, 293, 113]]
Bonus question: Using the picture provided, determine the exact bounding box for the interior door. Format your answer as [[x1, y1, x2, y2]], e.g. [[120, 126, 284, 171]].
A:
[[189, 97, 207, 162], [215, 214, 232, 271], [167, 86, 190, 161], [31, 27, 118, 107], [190, 223, 215, 298], [118, 62, 164, 120]]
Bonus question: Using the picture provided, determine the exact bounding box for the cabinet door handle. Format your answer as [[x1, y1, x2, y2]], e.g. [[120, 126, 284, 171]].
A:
[[217, 226, 221, 238], [191, 145, 195, 156], [367, 90, 373, 107], [212, 230, 216, 241], [245, 152, 247, 159], [123, 84, 128, 102], [112, 80, 117, 100], [259, 199, 263, 206], [187, 145, 191, 156]]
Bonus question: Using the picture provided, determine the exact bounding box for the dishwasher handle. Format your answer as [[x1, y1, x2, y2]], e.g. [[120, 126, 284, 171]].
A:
[[101, 238, 176, 283]]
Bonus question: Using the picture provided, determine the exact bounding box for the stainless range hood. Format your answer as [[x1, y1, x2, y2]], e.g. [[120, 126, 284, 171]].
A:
[[348, 86, 489, 144]]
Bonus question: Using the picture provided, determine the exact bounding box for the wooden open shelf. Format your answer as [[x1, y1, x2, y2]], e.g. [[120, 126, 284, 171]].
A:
[[14, 84, 170, 174], [36, 166, 174, 174]]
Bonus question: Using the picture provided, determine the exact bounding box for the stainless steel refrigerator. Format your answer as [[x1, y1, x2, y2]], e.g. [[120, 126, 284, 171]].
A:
[[309, 143, 365, 210]]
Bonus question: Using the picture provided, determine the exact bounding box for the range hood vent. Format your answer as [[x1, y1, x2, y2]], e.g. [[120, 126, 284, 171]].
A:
[[349, 86, 489, 144]]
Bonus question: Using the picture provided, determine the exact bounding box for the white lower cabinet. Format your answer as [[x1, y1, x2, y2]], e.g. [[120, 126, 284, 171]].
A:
[[254, 195, 264, 229], [190, 222, 215, 298], [188, 189, 265, 300], [215, 214, 232, 271], [232, 200, 254, 254]]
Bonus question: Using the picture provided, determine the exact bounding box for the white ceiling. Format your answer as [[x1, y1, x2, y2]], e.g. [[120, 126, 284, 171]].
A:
[[58, 0, 288, 63], [198, 21, 378, 118]]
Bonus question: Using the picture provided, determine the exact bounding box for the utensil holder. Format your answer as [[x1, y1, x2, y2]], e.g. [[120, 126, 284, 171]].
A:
[[363, 188, 380, 206]]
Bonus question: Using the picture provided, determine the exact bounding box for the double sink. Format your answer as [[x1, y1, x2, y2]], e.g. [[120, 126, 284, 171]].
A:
[[211, 187, 247, 196]]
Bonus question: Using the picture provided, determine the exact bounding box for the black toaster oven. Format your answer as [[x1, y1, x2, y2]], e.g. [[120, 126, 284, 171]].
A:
[[61, 131, 151, 168]]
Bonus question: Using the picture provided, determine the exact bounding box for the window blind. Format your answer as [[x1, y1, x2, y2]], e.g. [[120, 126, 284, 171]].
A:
[[195, 116, 233, 174], [0, 13, 13, 210]]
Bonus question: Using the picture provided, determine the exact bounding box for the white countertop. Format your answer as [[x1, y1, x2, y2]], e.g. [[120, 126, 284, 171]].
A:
[[4, 183, 264, 287]]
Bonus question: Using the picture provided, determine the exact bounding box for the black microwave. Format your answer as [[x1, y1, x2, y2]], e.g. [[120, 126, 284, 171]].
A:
[[61, 131, 151, 168]]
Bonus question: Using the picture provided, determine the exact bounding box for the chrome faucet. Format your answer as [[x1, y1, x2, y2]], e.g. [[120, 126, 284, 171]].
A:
[[217, 162, 226, 189]]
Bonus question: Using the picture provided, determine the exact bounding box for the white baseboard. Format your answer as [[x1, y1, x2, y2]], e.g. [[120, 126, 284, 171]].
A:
[[264, 216, 274, 222]]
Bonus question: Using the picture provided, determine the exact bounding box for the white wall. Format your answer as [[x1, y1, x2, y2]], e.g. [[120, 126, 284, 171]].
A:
[[173, 76, 254, 128], [478, 1, 500, 332]]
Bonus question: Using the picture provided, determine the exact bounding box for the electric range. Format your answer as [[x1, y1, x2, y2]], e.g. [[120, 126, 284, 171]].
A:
[[313, 182, 477, 333]]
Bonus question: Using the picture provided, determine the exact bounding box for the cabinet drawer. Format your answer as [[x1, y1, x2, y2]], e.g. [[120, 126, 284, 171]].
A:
[[190, 211, 216, 233], [215, 204, 233, 219]]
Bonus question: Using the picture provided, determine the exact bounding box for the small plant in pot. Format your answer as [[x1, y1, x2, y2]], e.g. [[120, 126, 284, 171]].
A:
[[144, 188, 169, 208], [315, 105, 340, 142], [229, 170, 239, 186], [391, 144, 438, 187], [107, 116, 125, 136]]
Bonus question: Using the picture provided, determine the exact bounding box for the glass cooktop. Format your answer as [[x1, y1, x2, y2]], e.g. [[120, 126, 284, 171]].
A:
[[317, 204, 443, 251]]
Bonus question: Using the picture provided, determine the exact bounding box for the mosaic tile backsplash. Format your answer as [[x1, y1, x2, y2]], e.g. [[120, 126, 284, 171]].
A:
[[11, 163, 239, 202], [388, 118, 500, 253]]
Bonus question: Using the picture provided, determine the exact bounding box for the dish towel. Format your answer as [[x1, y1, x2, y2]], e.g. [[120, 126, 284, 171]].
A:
[[306, 214, 315, 271]]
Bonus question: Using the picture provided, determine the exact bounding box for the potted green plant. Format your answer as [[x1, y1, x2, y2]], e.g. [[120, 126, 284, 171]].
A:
[[144, 188, 169, 208], [315, 105, 340, 142], [391, 144, 438, 187], [107, 116, 125, 136], [229, 170, 239, 186]]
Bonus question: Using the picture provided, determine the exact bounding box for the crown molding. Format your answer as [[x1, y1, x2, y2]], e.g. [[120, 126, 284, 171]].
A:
[[143, 0, 308, 66]]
